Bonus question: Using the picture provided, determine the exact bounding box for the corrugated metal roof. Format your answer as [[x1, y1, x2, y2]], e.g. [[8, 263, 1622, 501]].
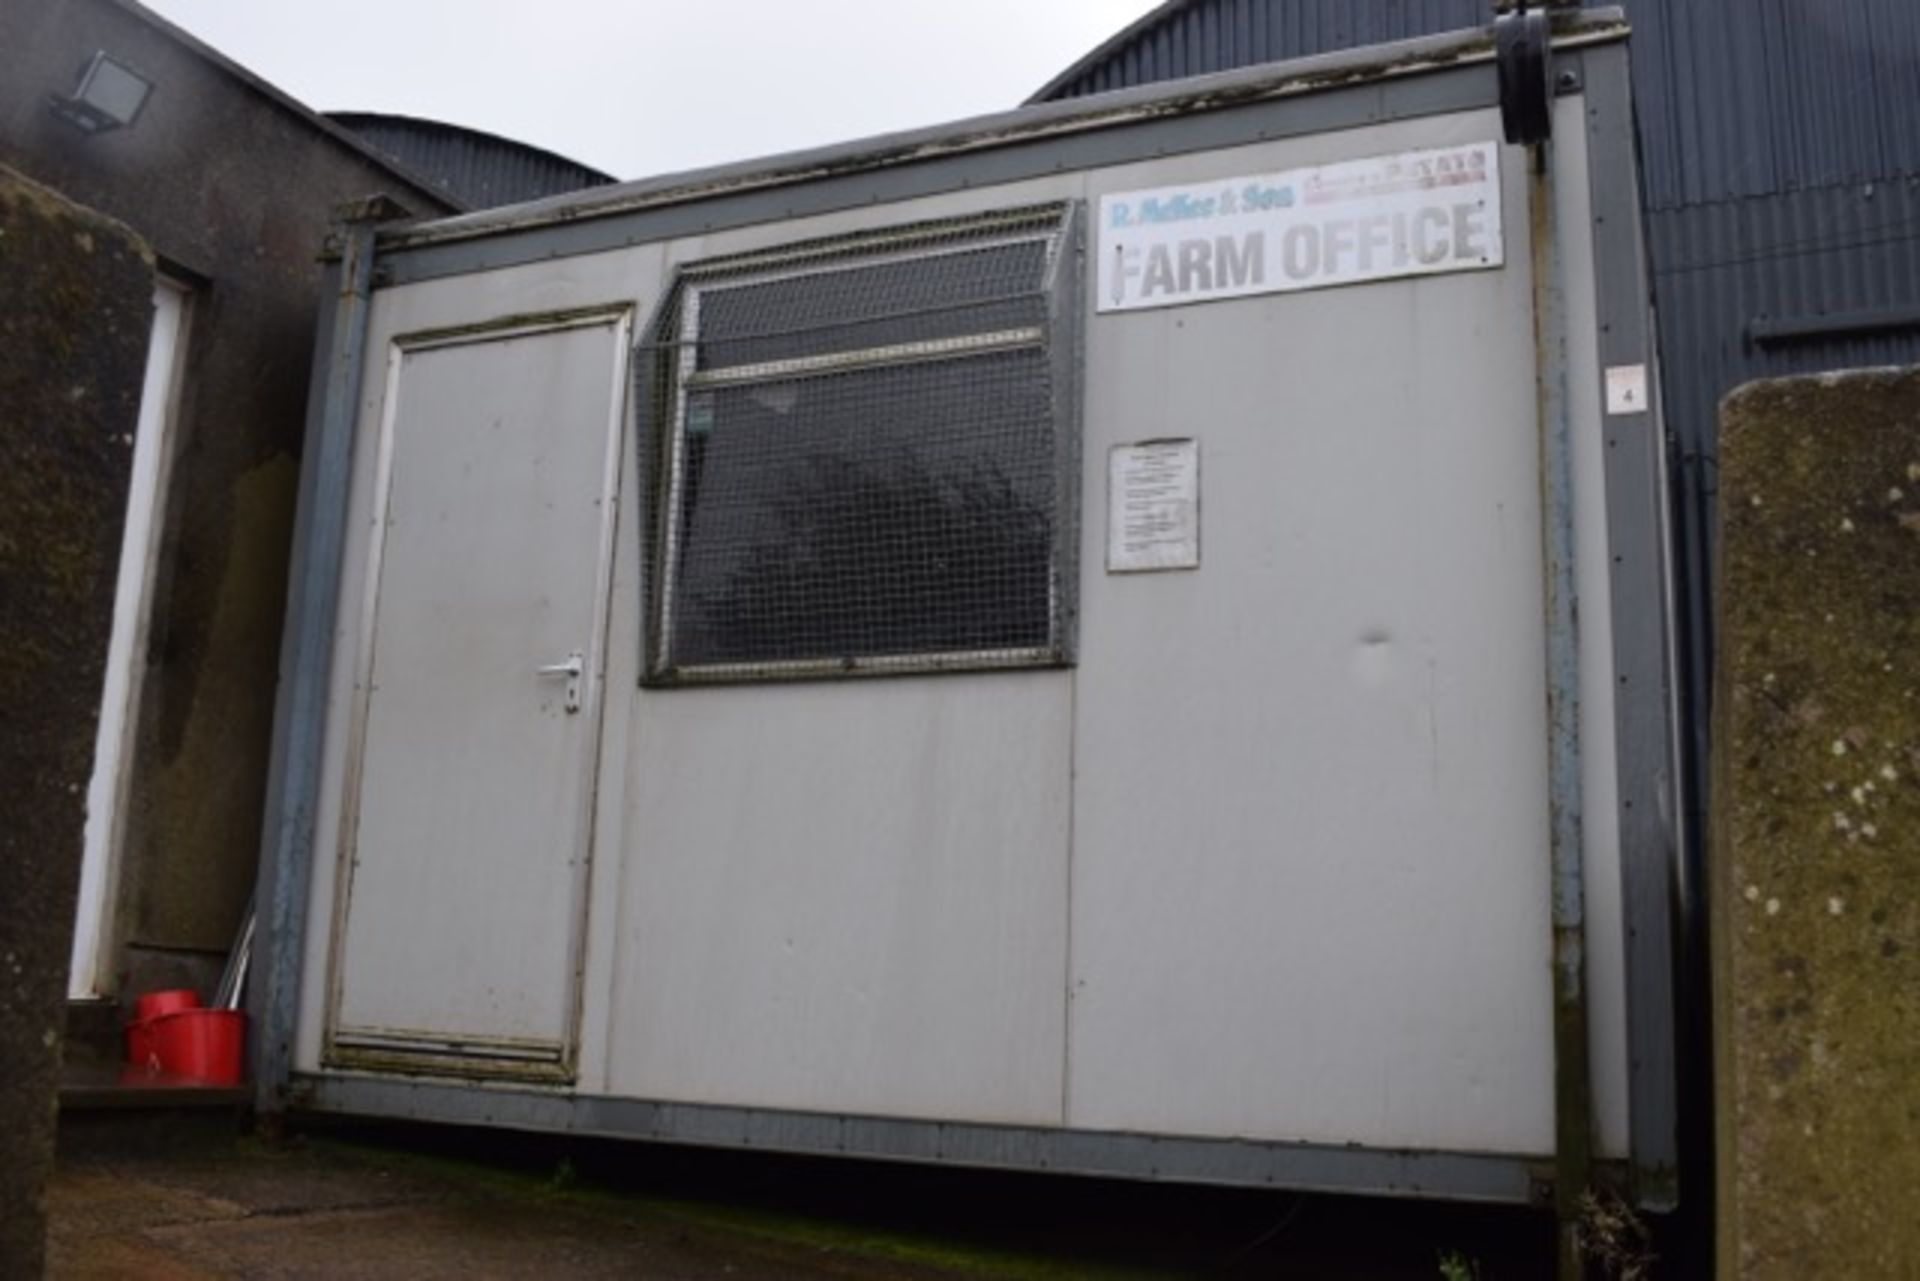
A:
[[1035, 0, 1920, 209], [329, 114, 614, 211], [1630, 0, 1920, 208], [1034, 0, 1491, 101]]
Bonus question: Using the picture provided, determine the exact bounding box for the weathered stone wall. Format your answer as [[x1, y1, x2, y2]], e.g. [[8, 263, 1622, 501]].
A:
[[0, 165, 152, 1279], [1713, 367, 1920, 1279]]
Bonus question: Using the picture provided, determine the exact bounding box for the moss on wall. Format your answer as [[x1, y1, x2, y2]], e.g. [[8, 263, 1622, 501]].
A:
[[0, 164, 153, 1280], [133, 452, 297, 949], [1712, 367, 1920, 1279]]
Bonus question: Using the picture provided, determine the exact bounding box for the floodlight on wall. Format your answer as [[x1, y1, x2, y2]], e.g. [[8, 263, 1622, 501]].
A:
[[49, 52, 153, 134]]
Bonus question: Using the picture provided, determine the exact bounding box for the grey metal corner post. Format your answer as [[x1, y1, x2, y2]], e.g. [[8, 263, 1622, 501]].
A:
[[1500, 4, 1593, 1277], [1579, 35, 1683, 1214], [249, 196, 405, 1122]]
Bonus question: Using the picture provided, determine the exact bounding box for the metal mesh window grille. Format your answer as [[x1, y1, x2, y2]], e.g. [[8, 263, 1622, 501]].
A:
[[640, 204, 1080, 683]]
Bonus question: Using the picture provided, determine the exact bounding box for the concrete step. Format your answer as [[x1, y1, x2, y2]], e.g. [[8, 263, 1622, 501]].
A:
[[61, 1001, 248, 1111], [59, 1059, 247, 1112]]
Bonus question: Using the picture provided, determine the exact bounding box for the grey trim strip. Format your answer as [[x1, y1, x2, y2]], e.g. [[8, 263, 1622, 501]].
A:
[[1579, 43, 1683, 1212], [248, 217, 384, 1114], [296, 1074, 1553, 1203]]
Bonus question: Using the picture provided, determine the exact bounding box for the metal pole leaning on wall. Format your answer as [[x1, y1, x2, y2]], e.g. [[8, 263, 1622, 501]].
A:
[[1499, 5, 1594, 1277], [249, 196, 406, 1123]]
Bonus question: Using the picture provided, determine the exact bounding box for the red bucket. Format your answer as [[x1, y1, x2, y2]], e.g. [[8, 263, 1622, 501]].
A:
[[136, 988, 201, 1022], [125, 1018, 161, 1072], [145, 1009, 246, 1085]]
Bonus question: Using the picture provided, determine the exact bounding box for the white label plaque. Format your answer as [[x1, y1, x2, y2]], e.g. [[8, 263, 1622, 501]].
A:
[[1097, 142, 1503, 313], [1109, 439, 1200, 572], [1605, 363, 1649, 415]]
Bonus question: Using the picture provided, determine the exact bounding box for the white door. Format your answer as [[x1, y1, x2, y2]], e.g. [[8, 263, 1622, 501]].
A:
[[328, 310, 629, 1080]]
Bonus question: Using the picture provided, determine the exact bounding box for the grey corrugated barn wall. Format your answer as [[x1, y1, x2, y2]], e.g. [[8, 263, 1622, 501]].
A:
[[1036, 0, 1920, 949]]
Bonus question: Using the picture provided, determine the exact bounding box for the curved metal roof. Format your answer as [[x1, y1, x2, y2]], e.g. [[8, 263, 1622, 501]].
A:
[[1032, 0, 1920, 206], [328, 113, 614, 210], [1030, 0, 1490, 105]]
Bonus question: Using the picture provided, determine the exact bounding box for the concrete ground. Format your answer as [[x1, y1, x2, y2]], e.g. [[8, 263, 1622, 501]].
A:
[[50, 1114, 990, 1280], [49, 1111, 1585, 1279]]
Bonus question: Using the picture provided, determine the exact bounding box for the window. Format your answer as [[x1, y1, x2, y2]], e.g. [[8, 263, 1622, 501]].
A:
[[640, 204, 1081, 683]]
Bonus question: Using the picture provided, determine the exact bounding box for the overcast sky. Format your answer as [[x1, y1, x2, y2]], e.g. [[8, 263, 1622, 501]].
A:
[[139, 1, 1159, 180]]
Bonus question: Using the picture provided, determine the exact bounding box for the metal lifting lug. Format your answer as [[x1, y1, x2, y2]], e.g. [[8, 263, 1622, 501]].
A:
[[1495, 2, 1554, 146]]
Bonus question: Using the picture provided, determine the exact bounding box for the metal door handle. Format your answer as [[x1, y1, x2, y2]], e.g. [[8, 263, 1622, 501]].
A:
[[535, 651, 584, 712]]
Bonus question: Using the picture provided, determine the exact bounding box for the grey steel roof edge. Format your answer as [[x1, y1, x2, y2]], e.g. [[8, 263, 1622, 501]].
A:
[[100, 0, 469, 214], [1025, 0, 1196, 105], [378, 10, 1629, 254], [325, 111, 617, 185]]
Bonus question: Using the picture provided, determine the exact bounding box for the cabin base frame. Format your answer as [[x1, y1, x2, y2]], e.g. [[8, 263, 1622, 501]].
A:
[[296, 1073, 1630, 1205]]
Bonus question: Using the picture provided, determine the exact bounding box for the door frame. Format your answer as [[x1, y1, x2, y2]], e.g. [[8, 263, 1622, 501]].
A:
[[321, 304, 633, 1081], [70, 276, 193, 1000]]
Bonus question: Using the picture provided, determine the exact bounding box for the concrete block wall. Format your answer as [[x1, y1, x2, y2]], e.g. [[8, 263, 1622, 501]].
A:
[[1713, 367, 1920, 1279], [0, 163, 153, 1280]]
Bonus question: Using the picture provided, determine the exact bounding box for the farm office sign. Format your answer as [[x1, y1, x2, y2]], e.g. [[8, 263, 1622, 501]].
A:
[[1096, 143, 1503, 312]]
